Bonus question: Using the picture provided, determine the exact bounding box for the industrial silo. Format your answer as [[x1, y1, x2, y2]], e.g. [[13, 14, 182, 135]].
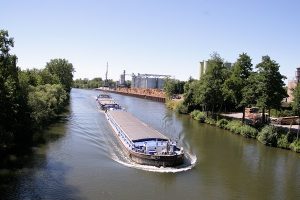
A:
[[296, 67, 300, 82], [146, 78, 157, 88], [157, 78, 165, 89]]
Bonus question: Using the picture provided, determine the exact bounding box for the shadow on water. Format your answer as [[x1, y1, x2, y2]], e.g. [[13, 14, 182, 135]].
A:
[[0, 159, 83, 200], [0, 117, 85, 200]]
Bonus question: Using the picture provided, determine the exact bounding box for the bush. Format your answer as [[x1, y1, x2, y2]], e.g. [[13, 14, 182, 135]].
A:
[[205, 117, 216, 125], [239, 125, 258, 138], [166, 100, 181, 110], [190, 110, 201, 118], [225, 120, 243, 134], [277, 134, 292, 149], [195, 112, 206, 122], [290, 139, 300, 152], [28, 84, 67, 128], [257, 125, 279, 146], [189, 110, 206, 122], [216, 119, 229, 128], [270, 109, 294, 117], [176, 102, 189, 114]]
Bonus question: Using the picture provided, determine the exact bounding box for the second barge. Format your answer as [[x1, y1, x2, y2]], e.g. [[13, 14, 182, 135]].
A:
[[106, 110, 184, 167], [96, 93, 121, 110]]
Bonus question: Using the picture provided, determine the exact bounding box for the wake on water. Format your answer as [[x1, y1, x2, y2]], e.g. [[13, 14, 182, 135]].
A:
[[93, 95, 197, 173], [111, 151, 197, 173]]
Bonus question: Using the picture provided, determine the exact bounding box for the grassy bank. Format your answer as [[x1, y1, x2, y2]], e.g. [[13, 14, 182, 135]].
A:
[[166, 99, 300, 153], [189, 110, 300, 153]]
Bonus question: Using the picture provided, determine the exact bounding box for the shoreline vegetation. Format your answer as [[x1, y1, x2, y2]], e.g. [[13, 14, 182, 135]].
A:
[[0, 30, 74, 168], [167, 100, 300, 153], [164, 52, 300, 153]]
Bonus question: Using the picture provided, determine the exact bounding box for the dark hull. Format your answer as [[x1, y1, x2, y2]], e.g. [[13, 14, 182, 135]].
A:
[[117, 139, 184, 167], [128, 149, 184, 167]]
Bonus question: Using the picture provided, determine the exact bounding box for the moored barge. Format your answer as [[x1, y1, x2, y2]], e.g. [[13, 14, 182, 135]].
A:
[[106, 110, 184, 167]]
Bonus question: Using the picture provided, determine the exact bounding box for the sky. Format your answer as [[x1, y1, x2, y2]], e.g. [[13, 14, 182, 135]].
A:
[[1, 0, 300, 81]]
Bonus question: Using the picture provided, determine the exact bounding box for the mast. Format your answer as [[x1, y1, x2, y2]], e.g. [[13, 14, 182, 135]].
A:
[[105, 62, 108, 87]]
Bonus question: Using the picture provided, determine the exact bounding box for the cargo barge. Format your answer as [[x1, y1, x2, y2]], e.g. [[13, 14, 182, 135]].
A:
[[106, 110, 184, 167], [96, 93, 121, 110]]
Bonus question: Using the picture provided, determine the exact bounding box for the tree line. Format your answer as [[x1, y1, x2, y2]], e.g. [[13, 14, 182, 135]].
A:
[[164, 53, 300, 151], [165, 52, 288, 124], [0, 30, 74, 152]]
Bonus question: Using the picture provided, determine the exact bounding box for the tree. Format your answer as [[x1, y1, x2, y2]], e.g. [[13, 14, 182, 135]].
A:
[[0, 30, 31, 146], [183, 79, 198, 111], [163, 78, 176, 99], [255, 56, 287, 123], [45, 58, 75, 93], [292, 83, 300, 140], [163, 78, 185, 99], [194, 53, 229, 115], [27, 84, 67, 128], [223, 53, 253, 122]]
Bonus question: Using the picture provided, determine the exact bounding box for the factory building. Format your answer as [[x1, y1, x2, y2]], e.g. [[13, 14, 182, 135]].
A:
[[131, 73, 170, 89]]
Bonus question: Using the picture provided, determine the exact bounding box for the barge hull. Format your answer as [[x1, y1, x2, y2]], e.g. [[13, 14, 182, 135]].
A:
[[106, 111, 184, 167]]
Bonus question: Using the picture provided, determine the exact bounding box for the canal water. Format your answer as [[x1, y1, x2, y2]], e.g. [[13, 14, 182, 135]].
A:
[[1, 88, 300, 200]]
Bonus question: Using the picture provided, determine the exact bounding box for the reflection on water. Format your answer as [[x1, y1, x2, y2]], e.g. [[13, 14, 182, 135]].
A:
[[1, 88, 300, 200]]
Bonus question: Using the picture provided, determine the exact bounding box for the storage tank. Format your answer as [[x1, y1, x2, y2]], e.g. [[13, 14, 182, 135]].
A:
[[157, 78, 165, 89], [146, 78, 157, 88]]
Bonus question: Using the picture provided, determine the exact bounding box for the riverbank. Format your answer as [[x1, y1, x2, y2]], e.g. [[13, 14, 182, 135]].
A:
[[167, 101, 300, 153], [195, 111, 300, 152], [95, 87, 166, 102]]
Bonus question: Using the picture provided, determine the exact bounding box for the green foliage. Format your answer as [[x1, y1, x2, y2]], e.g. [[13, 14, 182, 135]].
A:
[[193, 53, 229, 114], [187, 106, 299, 152], [0, 30, 72, 152], [0, 30, 31, 146], [225, 120, 243, 134], [195, 112, 206, 122], [45, 58, 75, 93], [270, 109, 294, 117], [166, 99, 182, 111], [216, 119, 229, 128], [163, 78, 185, 99], [176, 102, 189, 114], [28, 84, 67, 128], [239, 125, 258, 138], [190, 110, 206, 122], [221, 120, 257, 137], [223, 53, 252, 108], [291, 85, 300, 140], [205, 117, 216, 125], [257, 125, 279, 146], [253, 56, 287, 122], [290, 139, 300, 152], [277, 132, 293, 149], [190, 110, 201, 118], [183, 79, 198, 110], [73, 77, 103, 89], [182, 52, 287, 125]]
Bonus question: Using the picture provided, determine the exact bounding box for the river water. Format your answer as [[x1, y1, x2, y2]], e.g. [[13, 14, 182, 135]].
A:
[[1, 88, 300, 200]]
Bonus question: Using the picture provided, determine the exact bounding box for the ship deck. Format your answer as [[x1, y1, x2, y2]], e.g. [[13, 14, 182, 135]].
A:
[[107, 110, 168, 142], [98, 99, 117, 105]]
